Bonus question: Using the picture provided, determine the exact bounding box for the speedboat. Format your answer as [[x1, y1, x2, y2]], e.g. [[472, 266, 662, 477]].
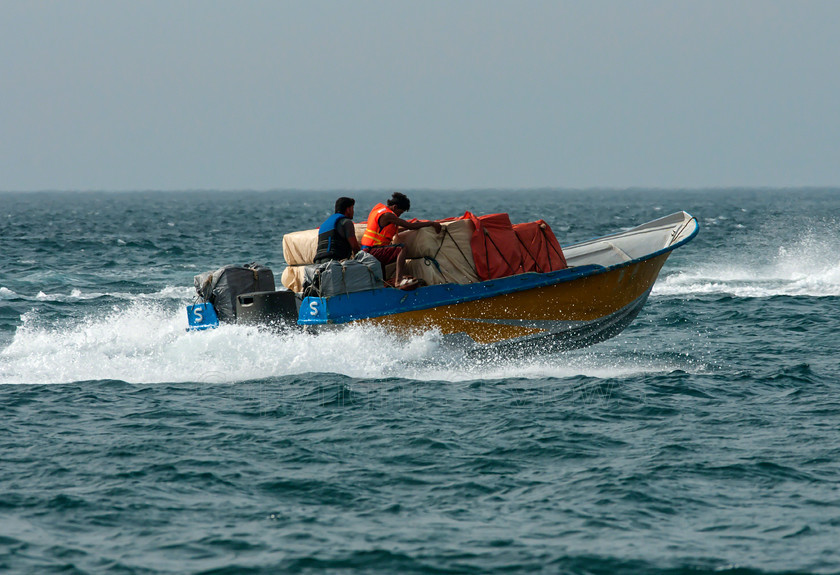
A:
[[187, 211, 698, 353]]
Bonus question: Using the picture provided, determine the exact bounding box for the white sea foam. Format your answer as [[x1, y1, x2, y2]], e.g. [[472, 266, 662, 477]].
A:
[[0, 297, 691, 385], [0, 287, 18, 300], [36, 289, 104, 302], [655, 227, 840, 298]]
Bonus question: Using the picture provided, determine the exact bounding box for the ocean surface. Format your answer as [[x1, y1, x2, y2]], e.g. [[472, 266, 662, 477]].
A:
[[1, 188, 839, 574]]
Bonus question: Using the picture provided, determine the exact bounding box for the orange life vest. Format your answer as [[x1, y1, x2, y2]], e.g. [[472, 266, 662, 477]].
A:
[[361, 203, 399, 248]]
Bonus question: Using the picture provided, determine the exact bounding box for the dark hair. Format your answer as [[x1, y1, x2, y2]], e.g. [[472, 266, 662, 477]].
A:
[[387, 192, 410, 211], [335, 197, 355, 214]]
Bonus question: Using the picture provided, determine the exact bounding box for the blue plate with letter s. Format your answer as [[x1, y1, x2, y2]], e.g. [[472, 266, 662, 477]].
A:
[[187, 303, 219, 331], [299, 297, 328, 324]]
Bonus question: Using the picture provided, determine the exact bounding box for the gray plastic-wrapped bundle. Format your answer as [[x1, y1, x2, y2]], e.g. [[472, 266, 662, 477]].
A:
[[303, 251, 383, 297], [194, 264, 275, 323]]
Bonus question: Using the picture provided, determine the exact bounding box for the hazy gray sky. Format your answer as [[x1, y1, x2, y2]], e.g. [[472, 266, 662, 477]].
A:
[[2, 1, 838, 191]]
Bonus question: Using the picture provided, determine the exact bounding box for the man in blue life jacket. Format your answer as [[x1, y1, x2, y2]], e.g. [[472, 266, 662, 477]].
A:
[[313, 197, 361, 264]]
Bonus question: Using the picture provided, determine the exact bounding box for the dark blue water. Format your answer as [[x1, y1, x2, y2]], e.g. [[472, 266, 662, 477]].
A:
[[2, 189, 839, 574]]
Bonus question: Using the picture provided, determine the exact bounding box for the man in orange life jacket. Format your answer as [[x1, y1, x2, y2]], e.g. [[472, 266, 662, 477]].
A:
[[314, 197, 361, 264], [361, 192, 441, 286]]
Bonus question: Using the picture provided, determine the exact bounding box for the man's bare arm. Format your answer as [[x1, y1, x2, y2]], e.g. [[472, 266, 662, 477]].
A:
[[380, 212, 442, 234], [344, 220, 361, 252]]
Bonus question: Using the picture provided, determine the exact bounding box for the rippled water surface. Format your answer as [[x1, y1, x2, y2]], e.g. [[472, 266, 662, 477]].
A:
[[1, 189, 839, 574]]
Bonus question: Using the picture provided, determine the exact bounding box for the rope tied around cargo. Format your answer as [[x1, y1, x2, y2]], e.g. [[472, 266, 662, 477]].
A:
[[543, 225, 567, 271], [244, 262, 261, 282], [199, 276, 214, 302], [482, 227, 516, 277], [511, 223, 566, 274], [422, 257, 442, 273], [514, 231, 542, 273], [431, 226, 478, 276]]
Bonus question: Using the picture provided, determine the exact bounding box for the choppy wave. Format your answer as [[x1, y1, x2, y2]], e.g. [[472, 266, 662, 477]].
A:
[[3, 190, 840, 574], [0, 285, 192, 303]]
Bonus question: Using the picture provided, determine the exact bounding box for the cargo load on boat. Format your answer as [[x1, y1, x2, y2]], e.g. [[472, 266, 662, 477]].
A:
[[400, 218, 479, 285], [303, 251, 384, 297], [279, 212, 568, 291], [513, 220, 568, 273]]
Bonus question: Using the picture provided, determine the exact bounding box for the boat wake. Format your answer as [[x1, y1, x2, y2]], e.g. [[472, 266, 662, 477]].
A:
[[0, 297, 701, 386]]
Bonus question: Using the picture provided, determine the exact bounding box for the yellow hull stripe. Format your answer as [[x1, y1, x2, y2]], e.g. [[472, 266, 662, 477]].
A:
[[362, 254, 670, 344]]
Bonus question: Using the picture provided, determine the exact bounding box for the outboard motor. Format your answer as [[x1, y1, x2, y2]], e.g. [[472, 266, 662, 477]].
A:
[[235, 290, 301, 328], [188, 263, 275, 330]]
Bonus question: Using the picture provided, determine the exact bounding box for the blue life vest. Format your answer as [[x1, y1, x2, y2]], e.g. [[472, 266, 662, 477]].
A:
[[314, 214, 352, 263]]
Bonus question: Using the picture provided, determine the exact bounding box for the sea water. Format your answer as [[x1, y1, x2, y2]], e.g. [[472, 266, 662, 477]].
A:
[[1, 189, 839, 574]]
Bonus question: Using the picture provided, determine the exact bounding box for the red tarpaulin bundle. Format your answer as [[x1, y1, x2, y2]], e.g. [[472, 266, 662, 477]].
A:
[[513, 220, 568, 273], [466, 212, 524, 280]]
